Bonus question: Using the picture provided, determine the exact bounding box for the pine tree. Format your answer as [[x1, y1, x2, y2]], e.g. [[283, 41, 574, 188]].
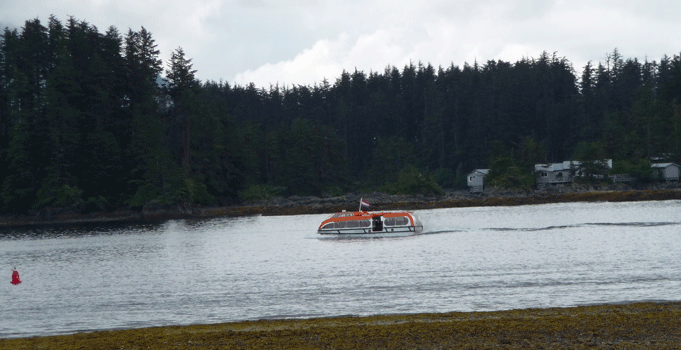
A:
[[124, 27, 168, 206], [165, 47, 199, 177]]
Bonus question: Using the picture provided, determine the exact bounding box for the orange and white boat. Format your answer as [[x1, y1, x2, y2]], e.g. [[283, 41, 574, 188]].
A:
[[317, 199, 423, 236]]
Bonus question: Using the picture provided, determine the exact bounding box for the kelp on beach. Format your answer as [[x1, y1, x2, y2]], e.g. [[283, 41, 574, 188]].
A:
[[199, 189, 681, 217], [2, 302, 681, 349]]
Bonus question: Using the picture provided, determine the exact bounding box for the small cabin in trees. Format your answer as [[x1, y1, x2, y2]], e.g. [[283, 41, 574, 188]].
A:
[[651, 163, 680, 182], [467, 169, 489, 193]]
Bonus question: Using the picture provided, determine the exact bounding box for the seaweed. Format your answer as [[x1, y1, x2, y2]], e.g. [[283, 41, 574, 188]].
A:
[[3, 302, 681, 349]]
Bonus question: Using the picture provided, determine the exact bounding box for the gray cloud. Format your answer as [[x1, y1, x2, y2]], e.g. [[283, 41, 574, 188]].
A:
[[3, 0, 681, 88]]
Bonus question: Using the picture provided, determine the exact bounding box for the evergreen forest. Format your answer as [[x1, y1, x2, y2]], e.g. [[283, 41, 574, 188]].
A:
[[2, 16, 681, 214]]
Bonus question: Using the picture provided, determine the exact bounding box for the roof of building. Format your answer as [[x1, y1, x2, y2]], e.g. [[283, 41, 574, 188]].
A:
[[535, 159, 612, 172], [651, 163, 680, 168], [468, 169, 490, 175], [535, 161, 580, 172]]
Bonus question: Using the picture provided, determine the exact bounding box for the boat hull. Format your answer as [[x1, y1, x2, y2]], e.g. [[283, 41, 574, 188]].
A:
[[317, 225, 422, 236]]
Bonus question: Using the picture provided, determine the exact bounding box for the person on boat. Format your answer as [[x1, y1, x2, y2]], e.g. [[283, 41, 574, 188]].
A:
[[11, 267, 21, 285]]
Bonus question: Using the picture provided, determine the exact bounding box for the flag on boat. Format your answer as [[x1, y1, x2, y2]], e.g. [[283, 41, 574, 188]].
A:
[[359, 199, 370, 211]]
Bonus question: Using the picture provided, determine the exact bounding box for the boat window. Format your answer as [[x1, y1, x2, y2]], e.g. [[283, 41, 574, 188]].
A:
[[384, 217, 396, 226], [322, 223, 334, 229], [333, 221, 346, 229], [360, 220, 370, 227], [395, 216, 409, 226], [346, 220, 359, 228]]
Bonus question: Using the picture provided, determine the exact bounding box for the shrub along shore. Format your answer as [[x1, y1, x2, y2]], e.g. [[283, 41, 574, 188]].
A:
[[2, 302, 681, 349], [1, 185, 681, 227]]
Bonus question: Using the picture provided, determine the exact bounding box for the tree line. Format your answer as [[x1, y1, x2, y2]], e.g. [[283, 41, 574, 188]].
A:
[[2, 16, 681, 213]]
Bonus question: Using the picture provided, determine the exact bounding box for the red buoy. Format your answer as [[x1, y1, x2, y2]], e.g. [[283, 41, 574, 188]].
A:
[[11, 269, 21, 285]]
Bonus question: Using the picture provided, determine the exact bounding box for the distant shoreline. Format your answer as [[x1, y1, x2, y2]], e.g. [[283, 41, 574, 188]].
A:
[[3, 302, 681, 348], [1, 185, 680, 228]]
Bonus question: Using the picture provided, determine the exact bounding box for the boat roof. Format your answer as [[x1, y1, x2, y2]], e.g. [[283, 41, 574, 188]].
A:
[[320, 211, 417, 226]]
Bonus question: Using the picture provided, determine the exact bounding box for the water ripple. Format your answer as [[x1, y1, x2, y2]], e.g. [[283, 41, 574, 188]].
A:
[[2, 201, 680, 338]]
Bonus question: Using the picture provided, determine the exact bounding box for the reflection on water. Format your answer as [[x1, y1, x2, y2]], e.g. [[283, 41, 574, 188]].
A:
[[487, 221, 681, 232], [1, 200, 681, 338], [0, 221, 162, 241]]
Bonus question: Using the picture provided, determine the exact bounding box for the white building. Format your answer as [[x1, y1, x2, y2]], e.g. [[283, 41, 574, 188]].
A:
[[535, 159, 612, 189], [467, 169, 489, 193], [651, 163, 680, 182]]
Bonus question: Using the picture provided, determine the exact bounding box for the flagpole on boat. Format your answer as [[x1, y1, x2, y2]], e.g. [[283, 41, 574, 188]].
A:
[[359, 198, 362, 212]]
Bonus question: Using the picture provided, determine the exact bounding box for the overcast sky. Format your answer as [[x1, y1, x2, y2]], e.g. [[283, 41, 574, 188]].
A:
[[2, 0, 680, 88]]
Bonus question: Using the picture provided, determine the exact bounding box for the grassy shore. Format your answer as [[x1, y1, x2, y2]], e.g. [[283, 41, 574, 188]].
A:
[[192, 188, 681, 219], [3, 302, 681, 349]]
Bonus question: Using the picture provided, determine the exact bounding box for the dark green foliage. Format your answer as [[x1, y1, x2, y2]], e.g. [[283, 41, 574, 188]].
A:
[[268, 118, 349, 196], [571, 141, 606, 160], [366, 137, 417, 187], [612, 159, 654, 182], [2, 121, 36, 211], [484, 140, 535, 190], [518, 137, 548, 169], [365, 137, 444, 195], [34, 184, 83, 209], [2, 16, 681, 213], [486, 156, 535, 191], [431, 167, 455, 189], [571, 141, 611, 179], [239, 184, 285, 201], [381, 166, 444, 195]]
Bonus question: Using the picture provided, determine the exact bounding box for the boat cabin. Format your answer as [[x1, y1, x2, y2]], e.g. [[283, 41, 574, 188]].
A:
[[318, 211, 422, 235]]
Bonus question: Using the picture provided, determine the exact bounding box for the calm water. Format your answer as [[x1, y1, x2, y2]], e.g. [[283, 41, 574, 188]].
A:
[[1, 200, 680, 338]]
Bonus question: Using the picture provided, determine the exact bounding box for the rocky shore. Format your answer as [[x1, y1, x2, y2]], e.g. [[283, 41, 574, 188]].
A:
[[1, 182, 680, 227], [3, 302, 681, 349]]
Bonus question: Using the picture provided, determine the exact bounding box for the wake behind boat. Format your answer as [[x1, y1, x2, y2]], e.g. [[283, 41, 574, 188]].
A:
[[317, 199, 423, 236]]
